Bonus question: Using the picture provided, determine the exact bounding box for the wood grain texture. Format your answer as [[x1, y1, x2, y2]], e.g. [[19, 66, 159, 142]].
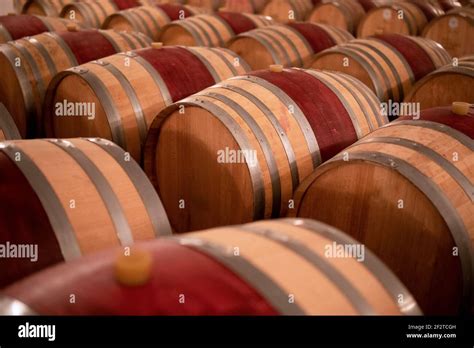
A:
[[2, 219, 418, 315], [262, 0, 313, 23], [291, 110, 474, 314], [404, 61, 474, 109], [308, 0, 366, 33], [357, 1, 428, 37], [311, 38, 414, 101], [0, 29, 150, 138], [228, 22, 353, 70], [144, 67, 386, 232], [43, 46, 249, 161], [0, 138, 172, 288], [422, 8, 474, 58]]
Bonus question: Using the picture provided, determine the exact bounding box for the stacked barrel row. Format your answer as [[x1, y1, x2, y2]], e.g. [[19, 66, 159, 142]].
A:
[[0, 0, 472, 318]]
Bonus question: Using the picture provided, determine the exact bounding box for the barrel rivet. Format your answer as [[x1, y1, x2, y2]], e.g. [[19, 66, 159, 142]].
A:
[[270, 64, 283, 73], [115, 248, 153, 287]]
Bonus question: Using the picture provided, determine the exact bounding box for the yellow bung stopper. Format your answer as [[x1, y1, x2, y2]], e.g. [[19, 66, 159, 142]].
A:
[[270, 64, 283, 73], [66, 23, 78, 32], [115, 248, 153, 287], [452, 102, 470, 115], [151, 42, 163, 49]]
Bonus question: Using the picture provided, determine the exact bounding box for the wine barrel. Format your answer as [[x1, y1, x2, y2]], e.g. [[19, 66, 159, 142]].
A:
[[372, 34, 451, 80], [144, 67, 387, 232], [222, 0, 269, 13], [227, 22, 353, 69], [308, 0, 366, 34], [311, 38, 414, 102], [25, 0, 157, 18], [262, 0, 313, 23], [290, 106, 474, 314], [408, 0, 445, 20], [156, 3, 211, 19], [43, 45, 250, 161], [422, 8, 474, 58], [186, 0, 224, 10], [0, 14, 83, 43], [102, 6, 171, 40], [22, 0, 66, 16], [0, 28, 150, 139], [356, 0, 391, 12], [404, 60, 474, 109], [60, 0, 118, 28], [159, 12, 274, 47], [14, 0, 28, 13], [357, 1, 428, 37], [0, 218, 421, 315], [438, 0, 462, 11], [0, 103, 21, 140], [0, 138, 172, 288]]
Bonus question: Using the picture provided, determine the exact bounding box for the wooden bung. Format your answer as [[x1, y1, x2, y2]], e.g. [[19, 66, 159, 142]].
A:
[[143, 67, 388, 233], [0, 29, 151, 138], [1, 219, 422, 315], [289, 106, 474, 314], [0, 138, 172, 288], [42, 46, 250, 161]]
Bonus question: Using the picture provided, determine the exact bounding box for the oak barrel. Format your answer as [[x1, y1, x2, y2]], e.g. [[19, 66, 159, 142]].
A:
[[422, 8, 474, 58], [222, 0, 269, 13], [311, 38, 414, 102], [43, 45, 250, 161], [102, 6, 172, 40], [308, 0, 366, 34], [0, 219, 420, 315], [404, 60, 474, 109], [143, 67, 387, 232], [0, 138, 172, 288], [159, 12, 274, 47], [0, 28, 150, 139], [0, 14, 83, 43], [186, 0, 224, 10], [357, 1, 428, 37], [227, 22, 353, 69], [14, 0, 28, 13], [262, 0, 313, 23], [290, 106, 474, 314], [22, 0, 67, 16], [0, 103, 21, 141]]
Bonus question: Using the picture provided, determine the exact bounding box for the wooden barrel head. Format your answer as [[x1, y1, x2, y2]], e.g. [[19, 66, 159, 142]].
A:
[[422, 10, 474, 58], [291, 111, 474, 314], [404, 62, 474, 109], [145, 67, 386, 232]]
